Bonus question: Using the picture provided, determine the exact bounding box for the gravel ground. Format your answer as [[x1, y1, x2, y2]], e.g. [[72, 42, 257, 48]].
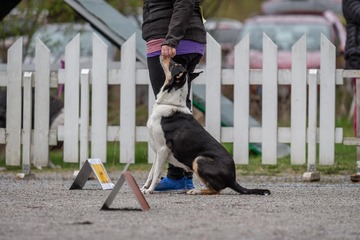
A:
[[0, 170, 359, 240]]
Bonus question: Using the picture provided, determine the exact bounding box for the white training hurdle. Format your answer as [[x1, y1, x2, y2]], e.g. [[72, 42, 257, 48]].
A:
[[0, 32, 352, 170]]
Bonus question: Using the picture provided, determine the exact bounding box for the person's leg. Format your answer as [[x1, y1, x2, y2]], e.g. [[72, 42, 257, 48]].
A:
[[147, 56, 165, 97]]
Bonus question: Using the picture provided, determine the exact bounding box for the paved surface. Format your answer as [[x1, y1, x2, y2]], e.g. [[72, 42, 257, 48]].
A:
[[0, 171, 359, 240]]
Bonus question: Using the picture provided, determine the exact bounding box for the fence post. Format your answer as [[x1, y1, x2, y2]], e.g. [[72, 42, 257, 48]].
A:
[[205, 33, 221, 140], [233, 34, 250, 164], [80, 69, 90, 168], [33, 38, 50, 167], [319, 34, 336, 165], [6, 38, 22, 166], [22, 72, 32, 175], [303, 69, 320, 181], [291, 35, 307, 165], [120, 34, 136, 163], [63, 34, 80, 163], [262, 34, 278, 164], [91, 33, 108, 162]]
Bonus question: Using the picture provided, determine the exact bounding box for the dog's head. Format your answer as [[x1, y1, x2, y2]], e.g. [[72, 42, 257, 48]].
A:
[[159, 56, 202, 94]]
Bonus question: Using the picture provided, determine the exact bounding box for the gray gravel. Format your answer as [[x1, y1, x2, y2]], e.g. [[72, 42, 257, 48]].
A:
[[0, 171, 359, 240]]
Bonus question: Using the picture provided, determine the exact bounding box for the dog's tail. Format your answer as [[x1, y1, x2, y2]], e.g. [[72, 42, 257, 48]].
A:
[[229, 181, 271, 195]]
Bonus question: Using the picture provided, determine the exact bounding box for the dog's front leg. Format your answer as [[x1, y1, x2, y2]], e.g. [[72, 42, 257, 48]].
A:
[[143, 147, 169, 194], [141, 157, 156, 192]]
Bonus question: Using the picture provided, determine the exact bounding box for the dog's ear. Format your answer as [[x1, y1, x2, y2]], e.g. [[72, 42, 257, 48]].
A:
[[188, 71, 203, 82]]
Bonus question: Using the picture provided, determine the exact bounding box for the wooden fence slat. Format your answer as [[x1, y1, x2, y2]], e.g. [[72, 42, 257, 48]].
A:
[[58, 125, 343, 144], [33, 38, 50, 167], [104, 68, 345, 87], [319, 34, 336, 165], [80, 69, 90, 167], [205, 33, 221, 140], [22, 72, 32, 174], [308, 70, 318, 170], [262, 34, 278, 164], [91, 33, 108, 162], [233, 34, 250, 164], [120, 34, 136, 163], [63, 34, 80, 163], [6, 38, 22, 166], [291, 35, 307, 164]]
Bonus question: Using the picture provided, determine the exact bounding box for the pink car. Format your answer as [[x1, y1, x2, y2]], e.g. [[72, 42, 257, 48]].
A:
[[225, 11, 346, 69]]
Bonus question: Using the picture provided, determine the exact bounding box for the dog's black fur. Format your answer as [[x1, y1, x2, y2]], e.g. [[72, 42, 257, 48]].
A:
[[141, 57, 270, 195]]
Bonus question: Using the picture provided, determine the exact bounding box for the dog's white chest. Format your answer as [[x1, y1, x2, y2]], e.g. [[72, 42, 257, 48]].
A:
[[147, 105, 171, 148], [147, 116, 165, 148], [148, 105, 185, 147]]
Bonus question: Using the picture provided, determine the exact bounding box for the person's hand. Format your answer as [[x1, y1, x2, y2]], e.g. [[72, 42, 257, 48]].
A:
[[161, 45, 176, 58]]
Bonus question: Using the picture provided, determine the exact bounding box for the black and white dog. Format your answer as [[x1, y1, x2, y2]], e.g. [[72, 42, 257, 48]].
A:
[[141, 57, 270, 195]]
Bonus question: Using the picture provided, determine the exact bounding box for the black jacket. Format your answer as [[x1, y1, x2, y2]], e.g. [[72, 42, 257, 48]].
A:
[[343, 0, 360, 69], [142, 0, 206, 48]]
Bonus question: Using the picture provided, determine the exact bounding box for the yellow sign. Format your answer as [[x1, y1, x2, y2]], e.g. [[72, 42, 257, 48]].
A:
[[92, 164, 111, 184], [88, 158, 114, 190]]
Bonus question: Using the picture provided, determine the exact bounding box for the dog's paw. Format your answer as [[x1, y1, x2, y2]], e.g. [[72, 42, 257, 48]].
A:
[[142, 188, 154, 194], [186, 189, 201, 195], [140, 186, 148, 194], [140, 186, 154, 194]]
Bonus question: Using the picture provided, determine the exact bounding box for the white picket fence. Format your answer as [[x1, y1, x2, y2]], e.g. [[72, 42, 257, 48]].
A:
[[0, 32, 352, 169]]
